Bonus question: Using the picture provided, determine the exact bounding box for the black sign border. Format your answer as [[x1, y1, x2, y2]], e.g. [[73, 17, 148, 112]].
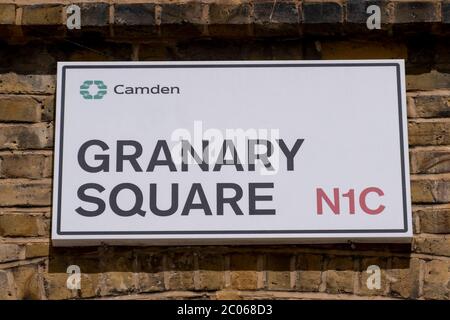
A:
[[56, 62, 409, 235]]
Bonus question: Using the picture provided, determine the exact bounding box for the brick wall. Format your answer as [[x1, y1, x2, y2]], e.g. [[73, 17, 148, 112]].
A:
[[0, 0, 449, 300]]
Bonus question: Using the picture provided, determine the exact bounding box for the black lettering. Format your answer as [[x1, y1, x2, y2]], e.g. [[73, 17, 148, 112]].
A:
[[116, 140, 143, 172], [151, 85, 160, 94], [75, 183, 105, 217], [213, 140, 244, 172], [217, 183, 243, 215], [248, 139, 274, 171], [181, 183, 212, 215], [109, 183, 145, 217], [149, 183, 178, 216], [125, 87, 134, 94], [277, 139, 305, 171], [147, 140, 177, 172], [78, 140, 109, 173], [181, 140, 209, 172], [135, 87, 150, 94], [249, 183, 275, 215], [160, 86, 169, 94], [114, 85, 124, 94]]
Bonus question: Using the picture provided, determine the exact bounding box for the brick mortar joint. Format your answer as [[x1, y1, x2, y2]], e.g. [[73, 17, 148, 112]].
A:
[[0, 257, 47, 270]]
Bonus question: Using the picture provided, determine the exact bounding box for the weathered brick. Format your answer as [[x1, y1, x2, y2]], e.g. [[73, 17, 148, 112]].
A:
[[414, 235, 450, 256], [197, 253, 225, 291], [0, 74, 55, 95], [0, 95, 41, 123], [60, 42, 133, 62], [413, 209, 421, 233], [411, 174, 450, 203], [0, 44, 56, 75], [49, 249, 101, 274], [0, 4, 15, 25], [423, 259, 449, 299], [0, 123, 53, 150], [79, 2, 109, 27], [209, 4, 251, 24], [0, 214, 47, 237], [25, 242, 50, 258], [161, 3, 204, 25], [409, 93, 450, 118], [254, 2, 300, 24], [410, 147, 450, 174], [215, 290, 242, 300], [101, 249, 135, 295], [0, 153, 52, 178], [43, 273, 76, 300], [436, 42, 450, 73], [408, 120, 450, 146], [358, 257, 388, 296], [22, 5, 63, 25], [444, 1, 450, 24], [406, 38, 435, 73], [230, 254, 258, 290], [321, 40, 407, 59], [326, 270, 354, 294], [406, 70, 450, 91], [102, 271, 134, 295], [79, 273, 102, 298], [13, 264, 43, 299], [415, 205, 450, 233], [326, 256, 355, 294], [394, 2, 440, 23], [165, 252, 195, 290], [388, 257, 421, 299], [303, 2, 343, 24], [266, 254, 292, 290], [346, 0, 391, 24], [0, 180, 52, 206], [39, 96, 55, 122], [295, 254, 323, 292], [134, 250, 165, 293], [0, 270, 15, 299], [114, 4, 155, 26], [0, 244, 23, 263]]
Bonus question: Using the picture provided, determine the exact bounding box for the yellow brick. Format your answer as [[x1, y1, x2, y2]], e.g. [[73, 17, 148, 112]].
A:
[[22, 5, 63, 25], [0, 214, 46, 237], [25, 242, 50, 258], [0, 96, 41, 122], [0, 180, 52, 206]]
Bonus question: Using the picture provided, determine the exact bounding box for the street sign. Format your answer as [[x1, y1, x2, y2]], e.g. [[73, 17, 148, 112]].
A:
[[52, 61, 411, 246]]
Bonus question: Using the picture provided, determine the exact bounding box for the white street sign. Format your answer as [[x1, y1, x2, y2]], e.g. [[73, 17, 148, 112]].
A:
[[52, 61, 412, 246]]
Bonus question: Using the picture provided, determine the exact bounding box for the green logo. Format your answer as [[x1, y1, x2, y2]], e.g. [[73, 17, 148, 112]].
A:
[[80, 80, 107, 100]]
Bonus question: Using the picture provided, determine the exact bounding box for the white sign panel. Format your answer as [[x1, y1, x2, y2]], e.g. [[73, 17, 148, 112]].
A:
[[52, 61, 412, 246]]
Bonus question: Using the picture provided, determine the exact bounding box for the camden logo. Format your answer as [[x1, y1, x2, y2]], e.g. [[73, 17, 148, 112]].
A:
[[80, 80, 107, 100]]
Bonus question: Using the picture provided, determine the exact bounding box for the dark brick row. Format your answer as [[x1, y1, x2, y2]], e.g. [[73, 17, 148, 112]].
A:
[[1, 1, 448, 27]]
